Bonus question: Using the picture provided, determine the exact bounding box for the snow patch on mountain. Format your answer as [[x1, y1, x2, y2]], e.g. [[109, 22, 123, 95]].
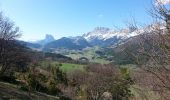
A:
[[83, 27, 140, 42]]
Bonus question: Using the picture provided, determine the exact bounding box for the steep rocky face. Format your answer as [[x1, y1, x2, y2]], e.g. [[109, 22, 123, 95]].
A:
[[82, 27, 139, 46], [37, 34, 55, 45], [83, 27, 111, 41]]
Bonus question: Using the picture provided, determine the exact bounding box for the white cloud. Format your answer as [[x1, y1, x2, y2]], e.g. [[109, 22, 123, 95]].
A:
[[157, 0, 170, 4]]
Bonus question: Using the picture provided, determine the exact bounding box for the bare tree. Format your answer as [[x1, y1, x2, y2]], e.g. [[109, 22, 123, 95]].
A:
[[0, 12, 20, 40], [126, 1, 170, 99], [0, 12, 22, 76], [66, 64, 133, 100]]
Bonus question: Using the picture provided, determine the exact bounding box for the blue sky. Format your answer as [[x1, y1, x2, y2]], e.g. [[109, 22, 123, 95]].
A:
[[0, 0, 153, 41]]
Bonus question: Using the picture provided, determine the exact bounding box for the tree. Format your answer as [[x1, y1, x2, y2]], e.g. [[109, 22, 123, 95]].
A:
[[0, 12, 29, 76], [127, 1, 170, 99], [0, 12, 20, 40]]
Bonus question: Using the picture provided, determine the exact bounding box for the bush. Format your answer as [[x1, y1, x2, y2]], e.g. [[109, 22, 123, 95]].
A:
[[67, 64, 133, 100], [59, 63, 62, 66], [46, 78, 61, 95]]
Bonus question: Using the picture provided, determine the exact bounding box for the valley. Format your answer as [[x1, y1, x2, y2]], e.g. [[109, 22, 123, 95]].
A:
[[21, 26, 142, 65]]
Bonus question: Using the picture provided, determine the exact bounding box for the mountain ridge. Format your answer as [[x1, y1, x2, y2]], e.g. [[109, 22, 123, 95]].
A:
[[23, 26, 146, 50]]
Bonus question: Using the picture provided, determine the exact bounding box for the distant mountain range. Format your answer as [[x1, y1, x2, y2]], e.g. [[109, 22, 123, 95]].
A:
[[83, 27, 139, 46], [21, 26, 145, 51]]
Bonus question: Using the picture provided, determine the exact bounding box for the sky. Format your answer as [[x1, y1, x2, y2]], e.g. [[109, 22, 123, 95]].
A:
[[0, 0, 156, 41]]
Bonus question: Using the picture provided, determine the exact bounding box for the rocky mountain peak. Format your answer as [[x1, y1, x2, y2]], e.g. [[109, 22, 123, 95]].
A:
[[45, 34, 55, 41]]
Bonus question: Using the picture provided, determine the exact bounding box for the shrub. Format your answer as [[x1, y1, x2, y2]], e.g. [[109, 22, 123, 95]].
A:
[[67, 64, 133, 100], [59, 63, 62, 66]]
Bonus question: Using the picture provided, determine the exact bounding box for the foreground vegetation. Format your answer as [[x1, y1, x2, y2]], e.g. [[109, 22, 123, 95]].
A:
[[0, 81, 58, 100]]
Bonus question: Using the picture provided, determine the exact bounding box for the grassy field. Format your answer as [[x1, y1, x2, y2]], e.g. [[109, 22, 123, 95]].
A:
[[58, 63, 85, 72], [66, 47, 111, 64], [40, 61, 85, 72]]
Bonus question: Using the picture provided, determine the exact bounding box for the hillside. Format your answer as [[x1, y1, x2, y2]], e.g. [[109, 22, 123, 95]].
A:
[[44, 37, 91, 51], [0, 82, 58, 100]]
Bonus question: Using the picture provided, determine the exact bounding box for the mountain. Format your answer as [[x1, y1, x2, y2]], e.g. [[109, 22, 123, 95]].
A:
[[71, 36, 91, 47], [42, 26, 140, 51], [18, 34, 56, 50], [37, 34, 55, 45], [24, 26, 145, 51], [18, 40, 42, 50], [43, 37, 91, 51], [101, 23, 165, 64], [82, 27, 139, 46], [83, 27, 110, 41]]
